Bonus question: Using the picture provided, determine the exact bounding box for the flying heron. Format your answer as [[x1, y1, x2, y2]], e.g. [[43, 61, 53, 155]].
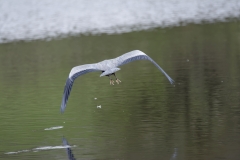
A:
[[60, 50, 174, 113]]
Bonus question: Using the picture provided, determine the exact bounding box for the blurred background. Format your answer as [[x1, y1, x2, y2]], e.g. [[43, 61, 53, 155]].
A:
[[0, 0, 240, 159]]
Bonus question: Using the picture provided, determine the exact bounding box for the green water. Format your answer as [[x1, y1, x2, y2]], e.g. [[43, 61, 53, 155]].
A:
[[0, 21, 240, 160]]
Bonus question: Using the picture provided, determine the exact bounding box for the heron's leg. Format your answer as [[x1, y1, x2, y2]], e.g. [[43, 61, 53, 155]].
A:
[[108, 76, 114, 85], [113, 73, 121, 84]]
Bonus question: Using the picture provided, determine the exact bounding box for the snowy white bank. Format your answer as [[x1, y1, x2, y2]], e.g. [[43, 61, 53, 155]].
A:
[[0, 0, 239, 43]]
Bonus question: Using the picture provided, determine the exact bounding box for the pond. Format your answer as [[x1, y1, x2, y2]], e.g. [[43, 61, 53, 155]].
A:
[[0, 21, 240, 159]]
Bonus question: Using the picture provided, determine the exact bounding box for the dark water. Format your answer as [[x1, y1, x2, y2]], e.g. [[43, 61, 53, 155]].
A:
[[0, 21, 240, 160]]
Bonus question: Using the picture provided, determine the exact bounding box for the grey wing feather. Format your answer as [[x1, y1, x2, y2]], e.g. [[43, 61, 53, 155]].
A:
[[114, 50, 174, 84], [60, 64, 102, 113]]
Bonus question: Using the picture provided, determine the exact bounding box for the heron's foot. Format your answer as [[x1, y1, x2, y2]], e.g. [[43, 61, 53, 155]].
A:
[[110, 79, 115, 85], [116, 79, 121, 84]]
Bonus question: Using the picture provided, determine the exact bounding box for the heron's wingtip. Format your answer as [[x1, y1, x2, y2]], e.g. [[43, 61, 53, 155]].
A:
[[169, 79, 175, 85], [60, 78, 74, 114]]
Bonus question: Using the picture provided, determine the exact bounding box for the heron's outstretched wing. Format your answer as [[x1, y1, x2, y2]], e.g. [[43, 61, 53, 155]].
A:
[[114, 50, 174, 84], [60, 64, 101, 113]]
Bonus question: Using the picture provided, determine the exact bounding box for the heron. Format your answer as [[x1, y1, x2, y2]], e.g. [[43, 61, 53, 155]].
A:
[[60, 50, 174, 113]]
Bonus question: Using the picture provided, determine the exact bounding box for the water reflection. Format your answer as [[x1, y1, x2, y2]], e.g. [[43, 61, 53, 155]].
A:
[[170, 148, 178, 160], [62, 137, 76, 160], [0, 21, 240, 159]]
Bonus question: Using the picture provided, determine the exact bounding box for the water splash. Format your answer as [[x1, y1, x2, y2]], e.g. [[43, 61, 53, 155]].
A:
[[44, 126, 63, 130], [5, 145, 76, 155]]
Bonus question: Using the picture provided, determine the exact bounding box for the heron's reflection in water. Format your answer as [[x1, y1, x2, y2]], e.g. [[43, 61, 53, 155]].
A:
[[61, 137, 178, 160], [62, 137, 76, 160], [170, 148, 178, 160]]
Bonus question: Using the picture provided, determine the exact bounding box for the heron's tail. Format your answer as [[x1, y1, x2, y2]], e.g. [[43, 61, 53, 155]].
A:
[[60, 78, 74, 113]]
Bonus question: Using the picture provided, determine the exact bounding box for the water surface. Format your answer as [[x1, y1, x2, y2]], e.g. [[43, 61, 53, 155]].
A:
[[0, 21, 240, 159]]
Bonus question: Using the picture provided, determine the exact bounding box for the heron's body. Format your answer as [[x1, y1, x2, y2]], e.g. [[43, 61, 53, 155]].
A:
[[61, 50, 174, 113], [69, 50, 146, 78]]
